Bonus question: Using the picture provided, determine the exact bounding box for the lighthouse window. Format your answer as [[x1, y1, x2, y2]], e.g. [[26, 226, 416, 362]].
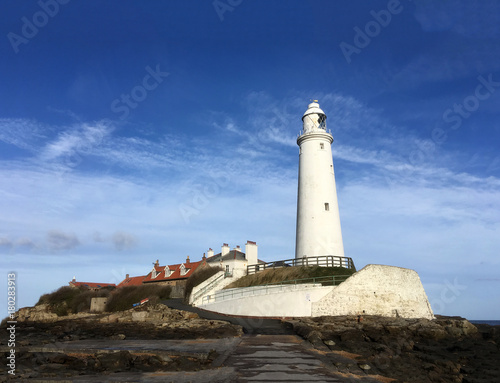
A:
[[324, 203, 330, 211], [318, 115, 326, 130], [320, 143, 324, 149]]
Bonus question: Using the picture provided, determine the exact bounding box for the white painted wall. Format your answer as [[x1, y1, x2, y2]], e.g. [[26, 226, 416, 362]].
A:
[[295, 102, 344, 259], [245, 241, 258, 265], [312, 264, 434, 319], [200, 284, 333, 317], [198, 264, 434, 319]]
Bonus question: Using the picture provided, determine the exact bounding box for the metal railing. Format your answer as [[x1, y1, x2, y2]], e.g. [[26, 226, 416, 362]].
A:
[[191, 271, 225, 303], [201, 274, 350, 305], [247, 255, 355, 275]]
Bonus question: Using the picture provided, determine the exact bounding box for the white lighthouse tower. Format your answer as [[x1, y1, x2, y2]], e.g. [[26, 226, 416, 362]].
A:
[[295, 101, 344, 260]]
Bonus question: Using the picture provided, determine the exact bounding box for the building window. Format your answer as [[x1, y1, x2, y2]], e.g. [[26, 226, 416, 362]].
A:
[[320, 143, 324, 149], [325, 203, 329, 211]]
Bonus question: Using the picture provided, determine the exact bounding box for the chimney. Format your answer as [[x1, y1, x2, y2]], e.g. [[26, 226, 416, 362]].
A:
[[155, 259, 159, 267], [245, 241, 258, 265], [186, 255, 190, 265], [207, 248, 214, 257], [221, 243, 230, 256], [202, 253, 206, 260], [72, 276, 76, 283], [235, 245, 242, 252], [126, 273, 129, 279]]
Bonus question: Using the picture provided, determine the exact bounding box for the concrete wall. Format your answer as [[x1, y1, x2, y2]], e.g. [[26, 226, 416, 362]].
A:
[[200, 284, 333, 317], [90, 297, 107, 312], [312, 264, 434, 319]]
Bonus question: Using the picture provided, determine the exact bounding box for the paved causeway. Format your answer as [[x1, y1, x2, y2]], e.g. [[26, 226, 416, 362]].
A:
[[221, 334, 345, 382]]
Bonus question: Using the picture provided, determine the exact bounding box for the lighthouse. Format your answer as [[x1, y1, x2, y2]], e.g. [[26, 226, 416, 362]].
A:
[[295, 101, 345, 260]]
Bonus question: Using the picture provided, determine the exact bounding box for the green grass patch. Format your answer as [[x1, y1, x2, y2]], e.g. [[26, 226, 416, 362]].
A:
[[224, 266, 355, 289]]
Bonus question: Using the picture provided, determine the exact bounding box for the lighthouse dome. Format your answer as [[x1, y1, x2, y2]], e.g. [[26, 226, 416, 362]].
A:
[[302, 101, 326, 120]]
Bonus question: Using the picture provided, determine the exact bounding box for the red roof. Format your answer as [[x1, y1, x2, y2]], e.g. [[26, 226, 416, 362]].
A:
[[117, 275, 146, 287], [143, 259, 206, 283], [69, 281, 116, 289]]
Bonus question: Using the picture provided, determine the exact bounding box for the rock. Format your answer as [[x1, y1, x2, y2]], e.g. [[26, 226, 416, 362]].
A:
[[358, 363, 371, 370], [158, 354, 173, 363], [132, 311, 148, 322], [97, 351, 133, 371], [15, 304, 58, 322], [323, 339, 336, 346], [110, 333, 126, 340]]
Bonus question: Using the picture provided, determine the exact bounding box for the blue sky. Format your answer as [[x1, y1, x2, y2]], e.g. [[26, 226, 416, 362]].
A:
[[1, 0, 499, 320]]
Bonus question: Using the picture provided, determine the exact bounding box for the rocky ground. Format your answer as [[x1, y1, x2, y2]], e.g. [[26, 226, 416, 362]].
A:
[[1, 304, 499, 382], [286, 315, 500, 383], [0, 304, 243, 381]]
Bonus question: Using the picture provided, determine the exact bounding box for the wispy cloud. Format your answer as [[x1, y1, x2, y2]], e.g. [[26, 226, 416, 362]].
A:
[[46, 230, 80, 251], [40, 121, 113, 161], [112, 232, 137, 251], [93, 231, 137, 251], [0, 118, 46, 151]]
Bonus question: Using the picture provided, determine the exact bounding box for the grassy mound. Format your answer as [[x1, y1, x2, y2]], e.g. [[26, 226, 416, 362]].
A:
[[36, 286, 114, 316], [105, 284, 172, 312], [184, 266, 223, 301], [225, 265, 355, 289]]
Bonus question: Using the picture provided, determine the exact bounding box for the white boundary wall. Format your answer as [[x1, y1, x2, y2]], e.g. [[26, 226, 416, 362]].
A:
[[198, 264, 434, 319], [200, 284, 333, 317]]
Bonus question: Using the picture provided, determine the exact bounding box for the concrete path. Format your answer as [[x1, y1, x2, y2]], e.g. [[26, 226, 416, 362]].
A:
[[222, 334, 345, 382]]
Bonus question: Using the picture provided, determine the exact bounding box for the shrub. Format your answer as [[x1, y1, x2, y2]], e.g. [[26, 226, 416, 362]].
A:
[[36, 286, 114, 316], [184, 266, 223, 301], [105, 284, 172, 312]]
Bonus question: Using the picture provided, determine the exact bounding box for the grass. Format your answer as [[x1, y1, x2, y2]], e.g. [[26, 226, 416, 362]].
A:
[[105, 284, 172, 312], [184, 266, 223, 301], [36, 286, 114, 316], [224, 265, 355, 289]]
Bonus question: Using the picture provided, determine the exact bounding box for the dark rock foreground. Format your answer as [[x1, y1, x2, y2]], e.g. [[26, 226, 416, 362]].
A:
[[1, 304, 499, 382], [286, 315, 500, 383]]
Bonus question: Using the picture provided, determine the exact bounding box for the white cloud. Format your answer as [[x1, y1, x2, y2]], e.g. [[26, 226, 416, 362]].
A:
[[40, 121, 113, 161], [0, 118, 46, 151]]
